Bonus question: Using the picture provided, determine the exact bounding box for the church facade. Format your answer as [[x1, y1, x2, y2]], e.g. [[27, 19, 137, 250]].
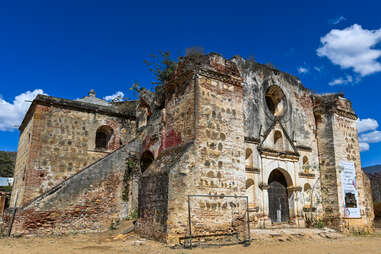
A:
[[3, 53, 374, 244]]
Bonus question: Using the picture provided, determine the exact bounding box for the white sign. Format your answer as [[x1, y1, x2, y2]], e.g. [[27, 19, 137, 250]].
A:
[[339, 161, 361, 218]]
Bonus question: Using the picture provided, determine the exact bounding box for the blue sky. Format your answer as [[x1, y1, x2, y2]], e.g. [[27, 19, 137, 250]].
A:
[[0, 0, 381, 167]]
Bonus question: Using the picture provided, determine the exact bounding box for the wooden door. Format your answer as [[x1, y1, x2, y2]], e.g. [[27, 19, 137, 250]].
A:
[[268, 170, 289, 223]]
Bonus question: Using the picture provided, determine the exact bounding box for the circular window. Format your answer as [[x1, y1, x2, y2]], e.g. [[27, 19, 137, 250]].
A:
[[265, 85, 287, 118]]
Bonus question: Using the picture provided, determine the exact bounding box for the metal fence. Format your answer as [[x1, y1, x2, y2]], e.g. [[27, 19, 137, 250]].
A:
[[183, 194, 251, 249]]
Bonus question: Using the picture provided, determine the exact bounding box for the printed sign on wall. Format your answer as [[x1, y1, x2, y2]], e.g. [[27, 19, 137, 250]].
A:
[[339, 161, 361, 218]]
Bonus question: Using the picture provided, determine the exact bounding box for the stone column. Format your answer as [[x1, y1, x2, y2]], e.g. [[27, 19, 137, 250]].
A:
[[288, 186, 304, 227], [259, 183, 271, 228]]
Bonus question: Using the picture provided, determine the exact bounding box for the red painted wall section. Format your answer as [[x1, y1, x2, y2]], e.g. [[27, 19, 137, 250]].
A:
[[160, 128, 182, 154]]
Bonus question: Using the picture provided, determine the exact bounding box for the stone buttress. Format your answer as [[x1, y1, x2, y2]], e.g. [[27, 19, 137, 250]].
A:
[[313, 93, 374, 232], [136, 54, 248, 245]]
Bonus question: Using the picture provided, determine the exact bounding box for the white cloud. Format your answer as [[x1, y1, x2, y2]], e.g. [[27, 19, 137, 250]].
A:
[[329, 16, 346, 25], [357, 118, 381, 152], [317, 24, 381, 76], [359, 130, 381, 144], [313, 66, 321, 72], [103, 91, 124, 102], [0, 89, 46, 131], [297, 67, 309, 74], [359, 142, 370, 152], [328, 75, 353, 86], [357, 118, 379, 133]]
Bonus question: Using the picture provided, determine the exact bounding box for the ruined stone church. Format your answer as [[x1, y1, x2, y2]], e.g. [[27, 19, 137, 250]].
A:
[[3, 53, 374, 244]]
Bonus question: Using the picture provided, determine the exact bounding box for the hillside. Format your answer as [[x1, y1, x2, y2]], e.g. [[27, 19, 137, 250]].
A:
[[363, 165, 381, 174], [0, 151, 16, 177]]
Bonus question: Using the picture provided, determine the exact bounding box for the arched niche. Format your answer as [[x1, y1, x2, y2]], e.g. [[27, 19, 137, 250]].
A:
[[302, 156, 310, 173], [245, 148, 253, 169], [274, 130, 283, 151], [95, 125, 114, 150]]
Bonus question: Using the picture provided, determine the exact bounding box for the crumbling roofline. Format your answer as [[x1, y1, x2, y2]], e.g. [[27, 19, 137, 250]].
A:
[[19, 94, 136, 133]]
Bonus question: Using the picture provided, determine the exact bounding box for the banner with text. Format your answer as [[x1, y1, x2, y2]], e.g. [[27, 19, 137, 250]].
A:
[[339, 161, 361, 218]]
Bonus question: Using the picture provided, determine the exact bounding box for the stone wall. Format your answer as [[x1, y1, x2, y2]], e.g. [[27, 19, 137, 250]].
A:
[[367, 172, 381, 203], [314, 94, 374, 232], [11, 116, 34, 208], [163, 74, 195, 151], [136, 54, 249, 245], [233, 58, 317, 153], [363, 172, 375, 222], [169, 55, 247, 243], [314, 108, 342, 228], [234, 57, 322, 228], [4, 140, 140, 236], [188, 64, 247, 235], [333, 111, 374, 232], [11, 100, 135, 207], [137, 75, 195, 161], [136, 143, 193, 243]]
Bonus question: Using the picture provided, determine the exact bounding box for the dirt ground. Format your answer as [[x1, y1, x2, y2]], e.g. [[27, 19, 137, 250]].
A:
[[1, 220, 381, 254], [1, 232, 381, 254]]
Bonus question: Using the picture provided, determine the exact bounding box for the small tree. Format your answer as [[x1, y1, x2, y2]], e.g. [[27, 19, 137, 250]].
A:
[[144, 50, 177, 85], [0, 152, 15, 177]]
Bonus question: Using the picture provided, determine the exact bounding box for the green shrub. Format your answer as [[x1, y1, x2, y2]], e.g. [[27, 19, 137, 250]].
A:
[[304, 214, 325, 229], [128, 209, 138, 220]]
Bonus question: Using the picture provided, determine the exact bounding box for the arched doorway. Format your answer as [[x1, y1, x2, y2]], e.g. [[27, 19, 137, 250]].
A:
[[140, 151, 154, 174], [268, 169, 290, 223]]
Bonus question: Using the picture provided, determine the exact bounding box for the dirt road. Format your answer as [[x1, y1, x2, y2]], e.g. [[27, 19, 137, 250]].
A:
[[0, 231, 380, 254]]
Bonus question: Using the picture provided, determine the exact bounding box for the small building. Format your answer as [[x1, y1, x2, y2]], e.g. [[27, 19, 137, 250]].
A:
[[0, 178, 13, 218]]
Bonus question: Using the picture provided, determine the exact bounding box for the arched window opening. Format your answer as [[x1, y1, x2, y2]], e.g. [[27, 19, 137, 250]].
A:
[[265, 85, 287, 117], [245, 148, 253, 169], [246, 179, 255, 209], [140, 151, 154, 174], [274, 131, 283, 151], [95, 126, 114, 150], [303, 156, 310, 173]]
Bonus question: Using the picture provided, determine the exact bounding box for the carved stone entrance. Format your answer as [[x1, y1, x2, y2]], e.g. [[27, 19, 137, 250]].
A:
[[268, 169, 290, 223]]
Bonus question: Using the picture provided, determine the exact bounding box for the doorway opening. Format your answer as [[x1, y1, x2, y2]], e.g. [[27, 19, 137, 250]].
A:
[[268, 169, 290, 223], [140, 150, 154, 174]]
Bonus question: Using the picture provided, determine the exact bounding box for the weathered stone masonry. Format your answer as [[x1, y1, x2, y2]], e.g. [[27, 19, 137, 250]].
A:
[[11, 94, 136, 207], [313, 94, 374, 232], [4, 53, 374, 243], [4, 140, 140, 235]]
